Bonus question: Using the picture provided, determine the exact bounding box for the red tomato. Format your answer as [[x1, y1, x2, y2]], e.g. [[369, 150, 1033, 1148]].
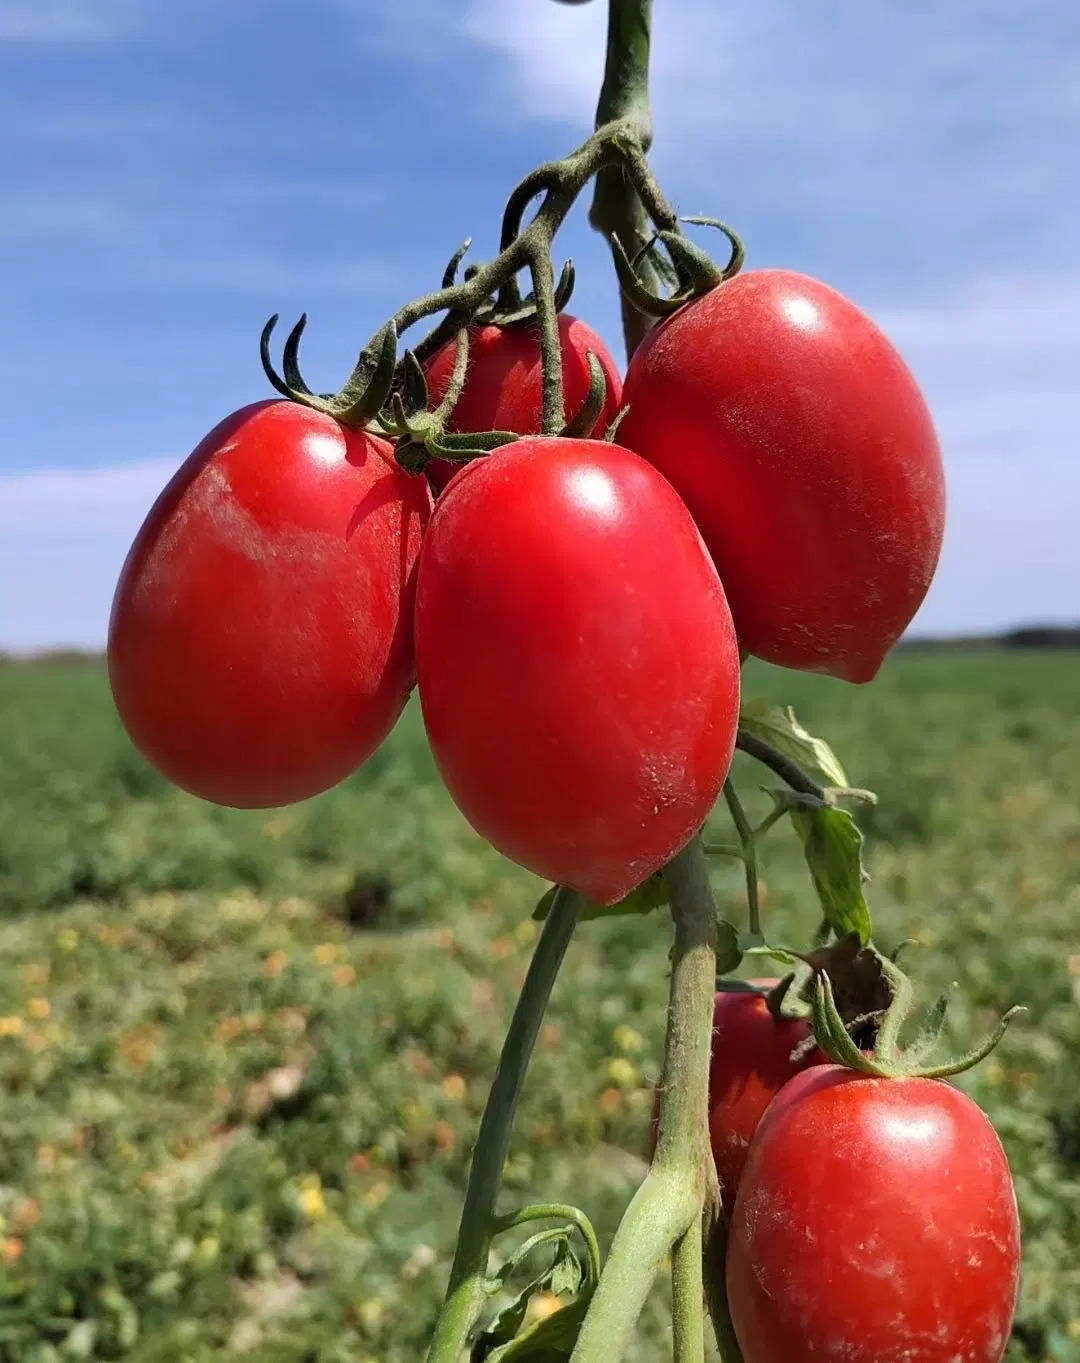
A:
[[414, 436, 740, 903], [647, 981, 825, 1199], [423, 314, 623, 492], [617, 269, 945, 683], [726, 1066, 1021, 1363], [108, 400, 431, 808]]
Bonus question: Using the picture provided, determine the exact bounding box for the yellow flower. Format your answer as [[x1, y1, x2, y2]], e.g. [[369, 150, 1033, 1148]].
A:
[[298, 1175, 326, 1220], [313, 943, 338, 966], [0, 1016, 24, 1038], [56, 929, 79, 952], [27, 998, 51, 1020], [356, 1299, 384, 1330]]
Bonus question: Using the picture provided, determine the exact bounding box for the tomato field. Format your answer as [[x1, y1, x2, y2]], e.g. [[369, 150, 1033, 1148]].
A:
[[1, 648, 1078, 1362]]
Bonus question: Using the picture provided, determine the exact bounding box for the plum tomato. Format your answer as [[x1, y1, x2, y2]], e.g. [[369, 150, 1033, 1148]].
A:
[[726, 1065, 1021, 1363], [413, 435, 741, 903], [617, 269, 945, 683], [108, 400, 431, 808]]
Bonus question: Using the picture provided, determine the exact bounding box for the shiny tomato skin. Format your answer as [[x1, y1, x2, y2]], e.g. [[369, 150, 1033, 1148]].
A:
[[108, 400, 431, 809], [423, 314, 623, 492], [726, 1066, 1021, 1363], [647, 981, 825, 1199], [414, 436, 740, 903], [617, 269, 945, 683]]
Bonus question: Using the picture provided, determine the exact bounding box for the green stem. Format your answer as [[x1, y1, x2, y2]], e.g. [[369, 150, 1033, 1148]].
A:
[[735, 729, 827, 802], [589, 0, 663, 358], [570, 839, 719, 1362], [530, 250, 564, 434], [494, 1203, 603, 1291], [425, 888, 583, 1363], [722, 781, 762, 940], [671, 1215, 705, 1363]]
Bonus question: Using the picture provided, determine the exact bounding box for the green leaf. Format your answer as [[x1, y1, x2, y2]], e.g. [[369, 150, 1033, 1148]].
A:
[[716, 919, 742, 974], [739, 698, 850, 788], [789, 804, 872, 945], [486, 1295, 590, 1362], [532, 875, 667, 924]]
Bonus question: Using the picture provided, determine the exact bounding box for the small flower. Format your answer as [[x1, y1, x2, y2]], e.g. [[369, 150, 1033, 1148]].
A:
[[27, 998, 51, 1021], [0, 1016, 24, 1038], [332, 964, 356, 987], [313, 943, 338, 966], [442, 1074, 466, 1102], [297, 1175, 326, 1221], [56, 929, 79, 952]]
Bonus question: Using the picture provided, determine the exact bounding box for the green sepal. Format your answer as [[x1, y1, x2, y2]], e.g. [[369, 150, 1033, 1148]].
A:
[[559, 352, 607, 439]]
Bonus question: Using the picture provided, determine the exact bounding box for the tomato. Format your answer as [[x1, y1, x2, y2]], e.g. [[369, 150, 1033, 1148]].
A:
[[647, 981, 825, 1200], [108, 400, 431, 808], [726, 1065, 1021, 1363], [617, 269, 945, 683], [414, 435, 740, 903], [423, 314, 623, 492]]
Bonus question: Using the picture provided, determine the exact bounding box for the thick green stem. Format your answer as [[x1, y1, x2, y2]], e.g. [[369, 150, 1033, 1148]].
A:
[[425, 889, 583, 1363], [672, 1215, 706, 1363], [570, 839, 719, 1362], [589, 0, 663, 358]]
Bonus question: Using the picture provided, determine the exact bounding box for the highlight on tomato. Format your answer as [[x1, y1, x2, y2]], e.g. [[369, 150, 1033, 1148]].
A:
[[725, 1065, 1021, 1363], [413, 434, 741, 903], [108, 400, 431, 809], [422, 313, 623, 491], [617, 268, 945, 684]]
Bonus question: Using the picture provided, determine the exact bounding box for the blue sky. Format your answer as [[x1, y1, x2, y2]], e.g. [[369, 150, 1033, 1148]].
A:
[[1, 0, 1078, 650]]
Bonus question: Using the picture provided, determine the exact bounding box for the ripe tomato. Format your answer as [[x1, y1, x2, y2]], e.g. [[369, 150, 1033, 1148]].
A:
[[423, 314, 623, 492], [647, 981, 825, 1200], [617, 269, 945, 683], [726, 1066, 1021, 1363], [414, 436, 740, 903], [108, 400, 431, 808]]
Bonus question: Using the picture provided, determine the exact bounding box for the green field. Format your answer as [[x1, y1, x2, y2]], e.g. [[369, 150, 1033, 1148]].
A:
[[1, 650, 1078, 1361]]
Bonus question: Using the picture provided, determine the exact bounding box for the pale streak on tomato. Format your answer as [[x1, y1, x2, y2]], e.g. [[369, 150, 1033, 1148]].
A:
[[414, 435, 741, 904], [108, 400, 431, 808]]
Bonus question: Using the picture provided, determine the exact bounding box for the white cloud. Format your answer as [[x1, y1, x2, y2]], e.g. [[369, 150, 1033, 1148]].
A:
[[0, 458, 175, 534]]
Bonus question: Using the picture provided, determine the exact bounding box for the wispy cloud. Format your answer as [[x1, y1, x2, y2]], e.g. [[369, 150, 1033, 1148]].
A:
[[0, 0, 139, 42]]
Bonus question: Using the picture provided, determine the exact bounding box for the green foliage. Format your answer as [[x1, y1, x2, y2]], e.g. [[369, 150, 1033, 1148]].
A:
[[1, 650, 1079, 1359]]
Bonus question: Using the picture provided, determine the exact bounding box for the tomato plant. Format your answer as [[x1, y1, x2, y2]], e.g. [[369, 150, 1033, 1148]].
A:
[[617, 269, 946, 683], [726, 1065, 1021, 1363], [422, 314, 623, 491], [108, 400, 430, 808], [413, 434, 741, 903]]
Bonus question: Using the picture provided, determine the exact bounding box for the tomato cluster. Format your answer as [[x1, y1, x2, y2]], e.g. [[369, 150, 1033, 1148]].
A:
[[107, 267, 1015, 1360], [110, 272, 942, 867]]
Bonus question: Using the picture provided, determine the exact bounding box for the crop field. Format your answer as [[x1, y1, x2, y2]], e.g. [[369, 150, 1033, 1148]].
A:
[[0, 649, 1078, 1361]]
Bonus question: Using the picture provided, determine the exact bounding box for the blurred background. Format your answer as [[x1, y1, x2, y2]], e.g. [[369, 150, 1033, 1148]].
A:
[[1, 3, 1078, 1361]]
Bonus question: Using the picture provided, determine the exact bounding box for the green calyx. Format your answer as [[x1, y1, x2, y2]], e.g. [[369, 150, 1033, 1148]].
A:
[[260, 313, 399, 429], [609, 217, 745, 320], [807, 949, 1025, 1081]]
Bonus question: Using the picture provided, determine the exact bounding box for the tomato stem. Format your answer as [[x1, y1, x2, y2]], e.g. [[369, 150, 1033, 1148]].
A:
[[588, 0, 664, 358], [722, 780, 763, 939], [569, 837, 719, 1362], [735, 727, 829, 801], [671, 1214, 706, 1363], [424, 887, 583, 1363]]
